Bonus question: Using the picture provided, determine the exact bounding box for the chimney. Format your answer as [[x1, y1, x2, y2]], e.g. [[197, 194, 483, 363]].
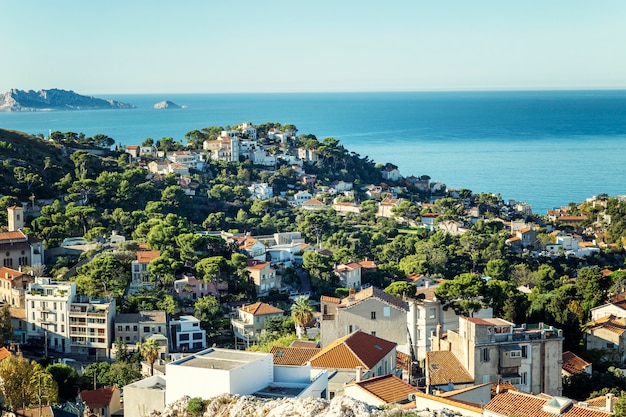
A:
[[607, 393, 614, 413], [355, 366, 363, 382]]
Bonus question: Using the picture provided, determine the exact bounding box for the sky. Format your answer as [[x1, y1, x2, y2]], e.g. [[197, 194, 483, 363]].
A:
[[2, 0, 626, 94]]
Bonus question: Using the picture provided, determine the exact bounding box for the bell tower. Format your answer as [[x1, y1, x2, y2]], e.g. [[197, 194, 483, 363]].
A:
[[7, 205, 24, 231]]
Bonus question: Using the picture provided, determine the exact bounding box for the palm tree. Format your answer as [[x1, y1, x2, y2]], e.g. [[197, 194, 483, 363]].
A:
[[291, 297, 315, 339], [140, 338, 160, 376]]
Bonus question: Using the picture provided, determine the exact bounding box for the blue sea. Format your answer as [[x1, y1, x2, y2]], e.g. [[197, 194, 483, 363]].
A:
[[1, 90, 626, 214]]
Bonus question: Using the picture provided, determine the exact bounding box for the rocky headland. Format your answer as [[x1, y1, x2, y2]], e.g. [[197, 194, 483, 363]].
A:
[[153, 100, 181, 109], [0, 88, 135, 111]]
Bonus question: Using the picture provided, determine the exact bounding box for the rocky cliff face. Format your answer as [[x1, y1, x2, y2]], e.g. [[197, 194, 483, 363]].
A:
[[0, 88, 135, 111], [155, 395, 463, 417]]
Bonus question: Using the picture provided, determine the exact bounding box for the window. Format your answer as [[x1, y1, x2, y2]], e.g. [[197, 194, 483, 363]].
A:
[[383, 307, 391, 317], [371, 311, 376, 320], [144, 326, 150, 333], [193, 332, 203, 340], [510, 350, 522, 358], [428, 308, 436, 319], [371, 331, 376, 337], [521, 345, 528, 358], [133, 325, 138, 331], [521, 372, 528, 385], [481, 347, 490, 362], [125, 326, 130, 331], [180, 334, 190, 341], [117, 325, 122, 332]]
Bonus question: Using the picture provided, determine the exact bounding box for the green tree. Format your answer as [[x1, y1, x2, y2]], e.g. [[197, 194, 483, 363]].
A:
[[47, 363, 79, 402], [140, 338, 160, 376], [291, 297, 315, 339], [0, 305, 14, 344], [435, 273, 489, 316], [384, 281, 417, 298]]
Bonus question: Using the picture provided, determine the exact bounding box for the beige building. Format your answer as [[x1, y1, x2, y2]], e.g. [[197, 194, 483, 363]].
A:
[[123, 375, 166, 417], [246, 260, 279, 295], [0, 266, 34, 307], [432, 317, 563, 396], [0, 207, 44, 268], [320, 287, 409, 353], [231, 302, 284, 348]]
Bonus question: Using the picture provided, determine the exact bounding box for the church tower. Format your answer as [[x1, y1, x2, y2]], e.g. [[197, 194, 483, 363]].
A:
[[7, 205, 24, 231]]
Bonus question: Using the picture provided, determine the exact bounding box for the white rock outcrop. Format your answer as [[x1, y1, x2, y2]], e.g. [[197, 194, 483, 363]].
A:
[[154, 395, 465, 417]]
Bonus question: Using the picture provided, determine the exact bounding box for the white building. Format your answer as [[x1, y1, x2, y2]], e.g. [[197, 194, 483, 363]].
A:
[[248, 183, 273, 200], [25, 278, 76, 353], [169, 315, 206, 352], [165, 348, 327, 404], [123, 375, 167, 417], [69, 297, 116, 358]]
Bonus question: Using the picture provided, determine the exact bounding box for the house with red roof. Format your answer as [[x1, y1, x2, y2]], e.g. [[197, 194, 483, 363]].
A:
[[333, 262, 362, 289], [231, 302, 284, 348], [344, 374, 419, 407], [0, 266, 34, 307], [320, 286, 409, 355], [246, 259, 279, 295], [562, 351, 592, 377], [584, 314, 626, 363], [78, 385, 122, 417], [130, 250, 160, 293], [484, 390, 614, 417], [309, 330, 399, 398]]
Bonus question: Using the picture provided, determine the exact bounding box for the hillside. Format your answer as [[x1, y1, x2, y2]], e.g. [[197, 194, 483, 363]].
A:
[[0, 88, 135, 111]]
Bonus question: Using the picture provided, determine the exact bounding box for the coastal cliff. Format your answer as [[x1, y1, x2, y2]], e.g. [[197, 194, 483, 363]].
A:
[[0, 88, 135, 111], [153, 100, 181, 109]]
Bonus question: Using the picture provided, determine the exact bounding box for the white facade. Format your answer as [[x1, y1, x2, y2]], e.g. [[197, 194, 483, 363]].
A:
[[25, 278, 76, 353], [165, 348, 274, 403], [169, 315, 206, 352], [248, 183, 273, 200], [69, 297, 116, 357], [123, 375, 166, 417]]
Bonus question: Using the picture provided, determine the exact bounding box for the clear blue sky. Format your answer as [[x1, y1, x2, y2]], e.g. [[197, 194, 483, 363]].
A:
[[2, 0, 625, 94]]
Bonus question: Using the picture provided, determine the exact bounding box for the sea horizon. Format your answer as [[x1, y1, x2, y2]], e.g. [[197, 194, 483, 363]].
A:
[[2, 89, 626, 214]]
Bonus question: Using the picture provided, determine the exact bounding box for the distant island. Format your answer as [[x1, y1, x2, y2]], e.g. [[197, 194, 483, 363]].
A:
[[153, 100, 181, 109], [0, 88, 135, 112]]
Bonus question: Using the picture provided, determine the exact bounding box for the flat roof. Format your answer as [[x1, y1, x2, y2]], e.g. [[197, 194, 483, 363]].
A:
[[170, 348, 270, 371]]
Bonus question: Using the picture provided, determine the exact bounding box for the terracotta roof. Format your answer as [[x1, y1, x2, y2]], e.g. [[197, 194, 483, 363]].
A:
[[80, 386, 117, 406], [126, 145, 140, 149], [321, 295, 341, 304], [380, 198, 401, 206], [136, 250, 161, 263], [0, 347, 11, 361], [414, 286, 438, 301], [484, 390, 612, 417], [246, 259, 269, 270], [340, 286, 409, 312], [270, 346, 320, 365], [15, 406, 54, 417], [290, 340, 320, 348], [421, 213, 440, 218], [347, 374, 418, 404], [586, 314, 626, 335], [0, 230, 27, 241], [302, 199, 324, 206], [562, 351, 591, 375], [586, 395, 615, 409], [0, 267, 25, 281], [411, 391, 483, 414], [310, 331, 396, 370], [396, 351, 411, 371], [426, 351, 473, 386], [239, 302, 284, 316], [358, 260, 377, 269], [335, 262, 362, 272]]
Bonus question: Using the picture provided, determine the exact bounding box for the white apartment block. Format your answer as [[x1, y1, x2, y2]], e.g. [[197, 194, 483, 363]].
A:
[[69, 297, 116, 358], [25, 278, 76, 353], [169, 315, 206, 352]]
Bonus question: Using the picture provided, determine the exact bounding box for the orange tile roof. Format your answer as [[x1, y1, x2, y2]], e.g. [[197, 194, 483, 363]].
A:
[[348, 374, 418, 404], [586, 314, 626, 335], [310, 331, 396, 370], [340, 286, 409, 312], [396, 351, 411, 371], [246, 259, 269, 270], [290, 340, 320, 348], [485, 390, 612, 417], [0, 347, 11, 361], [79, 386, 117, 406], [586, 395, 615, 409], [358, 260, 377, 269], [426, 351, 474, 386], [239, 302, 284, 316], [302, 198, 324, 205], [320, 295, 341, 304], [562, 351, 591, 375], [270, 346, 320, 365], [0, 230, 27, 241], [0, 267, 25, 281], [136, 250, 161, 263]]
